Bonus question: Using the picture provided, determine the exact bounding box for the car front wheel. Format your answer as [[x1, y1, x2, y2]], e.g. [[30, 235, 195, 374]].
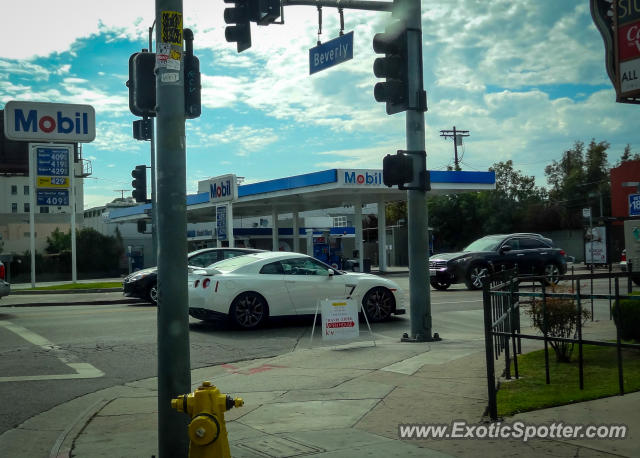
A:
[[230, 292, 268, 329], [362, 287, 395, 322], [465, 264, 489, 290], [430, 279, 451, 290]]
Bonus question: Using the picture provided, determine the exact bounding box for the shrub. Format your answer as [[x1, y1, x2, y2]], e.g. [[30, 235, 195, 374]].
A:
[[526, 286, 591, 362], [613, 292, 640, 341]]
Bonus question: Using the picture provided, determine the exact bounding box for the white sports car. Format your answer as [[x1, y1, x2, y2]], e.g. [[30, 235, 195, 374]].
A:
[[188, 251, 405, 329]]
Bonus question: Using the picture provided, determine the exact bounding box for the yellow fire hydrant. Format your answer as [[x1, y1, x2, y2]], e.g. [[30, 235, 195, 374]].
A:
[[171, 381, 244, 458]]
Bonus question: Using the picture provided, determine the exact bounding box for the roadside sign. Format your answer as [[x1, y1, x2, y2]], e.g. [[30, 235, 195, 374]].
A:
[[3, 101, 95, 142], [582, 207, 591, 218], [309, 31, 354, 75], [321, 298, 359, 341], [217, 206, 227, 241], [630, 193, 640, 216], [37, 189, 69, 206], [614, 2, 640, 100]]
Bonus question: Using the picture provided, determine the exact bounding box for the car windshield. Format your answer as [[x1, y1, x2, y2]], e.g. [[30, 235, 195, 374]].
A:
[[463, 236, 502, 252], [205, 254, 257, 272]]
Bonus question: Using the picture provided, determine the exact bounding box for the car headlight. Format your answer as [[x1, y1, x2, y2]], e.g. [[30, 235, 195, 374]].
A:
[[130, 272, 150, 282]]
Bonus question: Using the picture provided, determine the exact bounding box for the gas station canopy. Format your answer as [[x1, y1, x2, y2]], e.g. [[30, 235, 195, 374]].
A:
[[108, 168, 496, 223]]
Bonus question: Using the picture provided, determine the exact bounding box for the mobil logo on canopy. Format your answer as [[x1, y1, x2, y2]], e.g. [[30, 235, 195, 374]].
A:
[[3, 101, 95, 143], [342, 169, 383, 186]]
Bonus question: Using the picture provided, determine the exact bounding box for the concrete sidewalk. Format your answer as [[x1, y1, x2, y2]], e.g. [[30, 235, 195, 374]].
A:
[[1, 328, 637, 458]]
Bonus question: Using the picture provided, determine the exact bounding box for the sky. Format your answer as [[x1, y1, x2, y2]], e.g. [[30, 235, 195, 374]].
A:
[[1, 0, 637, 210]]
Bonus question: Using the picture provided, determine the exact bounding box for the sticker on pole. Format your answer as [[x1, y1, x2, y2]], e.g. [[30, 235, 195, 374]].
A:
[[161, 11, 183, 45], [321, 298, 359, 341]]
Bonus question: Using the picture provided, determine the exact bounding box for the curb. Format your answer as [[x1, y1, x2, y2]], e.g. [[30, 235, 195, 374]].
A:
[[11, 287, 122, 295], [1, 298, 145, 308]]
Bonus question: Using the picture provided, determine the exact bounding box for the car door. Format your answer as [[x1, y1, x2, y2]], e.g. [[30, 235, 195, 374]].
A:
[[281, 257, 348, 315], [519, 237, 551, 275], [495, 237, 522, 271], [256, 260, 298, 316]]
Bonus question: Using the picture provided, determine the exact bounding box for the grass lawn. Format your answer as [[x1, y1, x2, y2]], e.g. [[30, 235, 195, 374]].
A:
[[497, 344, 640, 417], [27, 282, 122, 291]]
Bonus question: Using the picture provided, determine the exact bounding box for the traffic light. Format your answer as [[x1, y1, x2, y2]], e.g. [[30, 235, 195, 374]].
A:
[[373, 21, 409, 115], [253, 0, 280, 25], [184, 29, 201, 119], [126, 52, 156, 117], [383, 150, 429, 191], [383, 151, 413, 187], [131, 165, 148, 203], [224, 0, 252, 53]]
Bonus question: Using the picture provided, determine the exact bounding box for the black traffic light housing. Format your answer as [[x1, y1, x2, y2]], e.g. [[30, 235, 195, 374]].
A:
[[373, 21, 409, 115], [383, 150, 429, 191], [183, 29, 201, 119], [127, 52, 156, 117], [131, 165, 148, 203], [253, 0, 281, 25], [224, 0, 252, 52]]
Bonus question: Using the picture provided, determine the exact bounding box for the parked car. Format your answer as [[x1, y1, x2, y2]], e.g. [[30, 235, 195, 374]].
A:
[[0, 260, 10, 299], [123, 247, 263, 304], [188, 251, 405, 329], [429, 233, 568, 290]]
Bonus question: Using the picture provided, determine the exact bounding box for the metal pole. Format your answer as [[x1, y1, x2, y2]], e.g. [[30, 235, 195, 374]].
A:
[[28, 144, 36, 288], [70, 146, 77, 283], [404, 0, 432, 341], [154, 1, 190, 456], [453, 126, 459, 171], [149, 25, 158, 266]]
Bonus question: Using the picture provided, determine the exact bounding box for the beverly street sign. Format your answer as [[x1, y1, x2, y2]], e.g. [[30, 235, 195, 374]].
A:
[[309, 31, 353, 75]]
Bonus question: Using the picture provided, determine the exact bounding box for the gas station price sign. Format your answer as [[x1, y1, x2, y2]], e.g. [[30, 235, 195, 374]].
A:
[[37, 148, 70, 177]]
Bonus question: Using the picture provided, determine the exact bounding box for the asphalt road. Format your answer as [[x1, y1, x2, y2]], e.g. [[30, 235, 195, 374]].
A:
[[0, 274, 634, 436]]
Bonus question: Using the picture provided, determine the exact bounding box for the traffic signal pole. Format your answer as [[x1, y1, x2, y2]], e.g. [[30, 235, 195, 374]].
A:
[[154, 0, 191, 456], [280, 0, 433, 341], [402, 0, 433, 342]]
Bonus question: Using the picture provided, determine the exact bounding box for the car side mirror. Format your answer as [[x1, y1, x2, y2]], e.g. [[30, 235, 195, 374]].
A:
[[500, 245, 512, 254], [327, 269, 335, 277]]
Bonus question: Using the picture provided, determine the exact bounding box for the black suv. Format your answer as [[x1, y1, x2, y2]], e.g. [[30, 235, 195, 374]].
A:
[[429, 233, 567, 290]]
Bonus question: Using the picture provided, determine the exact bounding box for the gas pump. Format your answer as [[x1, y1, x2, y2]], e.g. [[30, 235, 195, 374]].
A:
[[312, 233, 330, 264]]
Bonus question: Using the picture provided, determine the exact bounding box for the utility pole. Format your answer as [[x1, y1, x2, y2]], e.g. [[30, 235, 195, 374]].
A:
[[402, 0, 433, 342], [440, 126, 469, 171], [113, 189, 128, 199], [154, 1, 190, 456]]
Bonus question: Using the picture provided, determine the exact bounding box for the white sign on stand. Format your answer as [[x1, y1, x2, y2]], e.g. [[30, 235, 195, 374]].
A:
[[321, 299, 359, 341], [310, 298, 376, 346]]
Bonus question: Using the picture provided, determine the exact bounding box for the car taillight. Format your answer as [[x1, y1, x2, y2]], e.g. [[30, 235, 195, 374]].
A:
[[0, 264, 4, 280], [194, 279, 200, 288], [203, 278, 211, 289], [560, 250, 566, 257]]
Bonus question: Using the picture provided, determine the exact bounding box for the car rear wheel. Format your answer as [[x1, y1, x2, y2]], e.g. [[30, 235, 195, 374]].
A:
[[362, 287, 395, 322], [430, 279, 451, 290], [147, 283, 158, 305], [543, 263, 561, 286], [465, 264, 489, 290], [230, 292, 268, 329]]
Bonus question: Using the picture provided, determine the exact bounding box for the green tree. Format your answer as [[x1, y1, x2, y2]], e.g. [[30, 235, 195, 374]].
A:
[[45, 228, 71, 254], [617, 144, 640, 165]]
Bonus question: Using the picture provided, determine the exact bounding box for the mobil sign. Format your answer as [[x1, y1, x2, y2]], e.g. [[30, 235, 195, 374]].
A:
[[4, 101, 95, 142], [341, 169, 384, 187], [197, 174, 237, 203]]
